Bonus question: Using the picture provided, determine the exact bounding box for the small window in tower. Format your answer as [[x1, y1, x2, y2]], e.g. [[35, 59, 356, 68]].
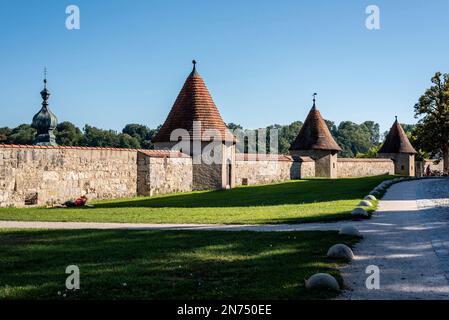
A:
[[242, 178, 249, 186], [333, 163, 335, 169], [401, 165, 405, 170]]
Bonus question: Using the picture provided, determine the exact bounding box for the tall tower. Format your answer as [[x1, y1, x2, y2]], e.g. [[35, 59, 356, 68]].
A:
[[289, 94, 341, 178], [378, 117, 417, 176], [32, 73, 58, 146], [152, 61, 236, 190]]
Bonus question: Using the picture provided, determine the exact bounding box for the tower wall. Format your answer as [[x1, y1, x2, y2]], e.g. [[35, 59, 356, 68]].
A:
[[378, 153, 415, 176], [290, 150, 337, 178], [154, 141, 236, 190]]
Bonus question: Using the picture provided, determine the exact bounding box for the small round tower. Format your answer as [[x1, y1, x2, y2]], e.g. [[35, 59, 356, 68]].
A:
[[378, 117, 417, 176], [289, 94, 341, 178]]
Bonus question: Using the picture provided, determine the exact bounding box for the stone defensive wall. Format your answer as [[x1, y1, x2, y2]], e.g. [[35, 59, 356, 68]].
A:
[[0, 145, 191, 208], [337, 158, 395, 178], [234, 154, 315, 186], [0, 144, 405, 208]]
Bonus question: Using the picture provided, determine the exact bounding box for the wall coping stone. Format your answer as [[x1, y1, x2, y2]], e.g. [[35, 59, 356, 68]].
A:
[[0, 144, 188, 158], [337, 158, 393, 163], [235, 153, 313, 162]]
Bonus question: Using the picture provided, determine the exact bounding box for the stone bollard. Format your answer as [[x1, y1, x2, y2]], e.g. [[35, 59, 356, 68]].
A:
[[327, 244, 354, 261], [358, 200, 373, 207], [339, 225, 361, 237], [305, 273, 340, 291], [352, 207, 369, 217]]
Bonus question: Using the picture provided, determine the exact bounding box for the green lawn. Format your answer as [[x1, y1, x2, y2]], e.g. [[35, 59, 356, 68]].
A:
[[0, 176, 389, 225], [0, 229, 358, 300]]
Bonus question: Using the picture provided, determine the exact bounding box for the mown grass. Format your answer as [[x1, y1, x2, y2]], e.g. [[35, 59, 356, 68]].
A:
[[0, 229, 358, 300], [0, 176, 389, 224]]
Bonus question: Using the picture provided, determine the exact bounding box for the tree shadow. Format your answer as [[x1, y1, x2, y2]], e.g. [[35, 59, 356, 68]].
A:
[[0, 229, 357, 300]]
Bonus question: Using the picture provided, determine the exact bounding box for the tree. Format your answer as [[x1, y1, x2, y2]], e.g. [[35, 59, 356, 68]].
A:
[[356, 145, 380, 158], [414, 72, 449, 172], [82, 125, 120, 147], [277, 121, 302, 154], [360, 121, 380, 145], [122, 124, 157, 149], [334, 121, 373, 158], [118, 133, 141, 149], [6, 124, 36, 145], [0, 127, 12, 144], [55, 122, 83, 146]]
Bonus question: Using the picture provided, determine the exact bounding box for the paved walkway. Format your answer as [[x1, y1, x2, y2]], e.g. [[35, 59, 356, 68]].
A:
[[340, 178, 449, 300], [2, 178, 449, 299]]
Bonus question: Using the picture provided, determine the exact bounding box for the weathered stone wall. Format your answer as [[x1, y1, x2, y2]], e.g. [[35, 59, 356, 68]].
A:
[[137, 152, 193, 196], [154, 141, 236, 190], [290, 150, 338, 178], [337, 158, 395, 178], [415, 159, 444, 177], [378, 153, 415, 176], [234, 154, 314, 186], [0, 146, 138, 207]]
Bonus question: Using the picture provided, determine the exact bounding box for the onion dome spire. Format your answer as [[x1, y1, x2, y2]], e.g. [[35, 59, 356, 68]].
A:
[[32, 69, 58, 146]]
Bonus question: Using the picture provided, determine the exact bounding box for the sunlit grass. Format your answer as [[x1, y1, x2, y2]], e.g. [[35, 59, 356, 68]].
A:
[[0, 176, 389, 224]]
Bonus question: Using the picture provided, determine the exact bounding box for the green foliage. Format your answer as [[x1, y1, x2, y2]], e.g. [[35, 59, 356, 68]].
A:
[[356, 145, 380, 158], [122, 123, 158, 149], [81, 125, 121, 147], [2, 118, 380, 155], [118, 133, 141, 149], [5, 124, 36, 145], [413, 72, 449, 166], [334, 121, 380, 158], [0, 127, 12, 144], [55, 122, 83, 146]]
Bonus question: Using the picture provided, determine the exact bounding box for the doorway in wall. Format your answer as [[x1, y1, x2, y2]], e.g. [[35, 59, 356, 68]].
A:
[[226, 160, 232, 188]]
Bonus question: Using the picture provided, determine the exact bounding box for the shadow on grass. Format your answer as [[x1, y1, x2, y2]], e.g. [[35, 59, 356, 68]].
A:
[[95, 175, 391, 209], [0, 229, 358, 300]]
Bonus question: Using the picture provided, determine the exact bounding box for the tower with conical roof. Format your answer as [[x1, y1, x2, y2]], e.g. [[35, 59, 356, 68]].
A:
[[32, 73, 58, 146], [289, 94, 341, 178], [153, 61, 236, 190], [378, 117, 417, 176]]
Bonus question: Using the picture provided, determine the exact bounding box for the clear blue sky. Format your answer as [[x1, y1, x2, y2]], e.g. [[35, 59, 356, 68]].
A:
[[1, 0, 448, 134]]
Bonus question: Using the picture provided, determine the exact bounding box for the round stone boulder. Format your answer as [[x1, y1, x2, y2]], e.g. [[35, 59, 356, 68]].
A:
[[352, 207, 369, 217], [305, 273, 340, 291], [364, 195, 377, 201], [339, 225, 361, 237], [358, 200, 373, 207], [327, 244, 354, 260]]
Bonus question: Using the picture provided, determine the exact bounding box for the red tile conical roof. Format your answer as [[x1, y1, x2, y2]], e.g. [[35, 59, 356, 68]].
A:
[[378, 118, 417, 154], [290, 101, 341, 152], [152, 62, 235, 143]]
